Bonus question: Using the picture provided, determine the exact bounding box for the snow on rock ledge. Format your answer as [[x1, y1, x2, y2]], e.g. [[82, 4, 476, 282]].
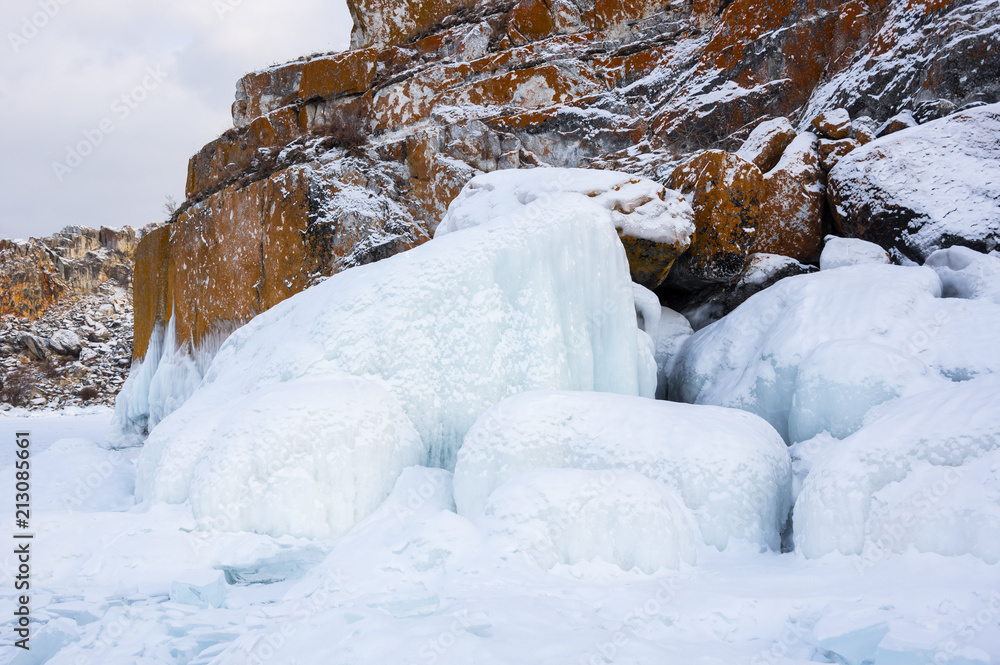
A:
[[670, 264, 1000, 443], [453, 391, 792, 552], [794, 374, 1000, 562], [828, 103, 1000, 262], [480, 468, 698, 573], [136, 191, 655, 533], [435, 168, 696, 289]]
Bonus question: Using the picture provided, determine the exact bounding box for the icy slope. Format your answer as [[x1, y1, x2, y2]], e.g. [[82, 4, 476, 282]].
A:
[[670, 263, 1000, 443], [135, 188, 654, 537], [454, 390, 792, 551]]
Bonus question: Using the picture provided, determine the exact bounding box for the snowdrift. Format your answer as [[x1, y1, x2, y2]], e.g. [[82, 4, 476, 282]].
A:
[[454, 390, 792, 551]]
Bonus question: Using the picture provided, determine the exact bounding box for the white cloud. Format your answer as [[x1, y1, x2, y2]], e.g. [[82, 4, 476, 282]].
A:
[[0, 0, 353, 239]]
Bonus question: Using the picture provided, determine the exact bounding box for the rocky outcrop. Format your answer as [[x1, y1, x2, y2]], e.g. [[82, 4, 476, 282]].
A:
[[0, 226, 137, 321], [130, 0, 1000, 365], [828, 103, 1000, 261]]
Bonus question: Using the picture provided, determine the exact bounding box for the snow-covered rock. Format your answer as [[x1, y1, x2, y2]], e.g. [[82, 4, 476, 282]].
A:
[[48, 329, 83, 357], [794, 375, 1000, 562], [480, 468, 698, 573], [436, 168, 696, 288], [925, 246, 1000, 304], [819, 236, 890, 270], [736, 117, 797, 172], [828, 103, 1000, 261], [136, 188, 655, 528], [454, 391, 792, 551], [670, 264, 1000, 442]]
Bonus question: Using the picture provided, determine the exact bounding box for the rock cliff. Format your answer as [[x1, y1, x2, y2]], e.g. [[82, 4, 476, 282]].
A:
[[131, 0, 1000, 364]]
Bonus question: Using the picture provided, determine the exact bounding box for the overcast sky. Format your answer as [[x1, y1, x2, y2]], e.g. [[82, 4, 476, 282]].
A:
[[0, 0, 352, 240]]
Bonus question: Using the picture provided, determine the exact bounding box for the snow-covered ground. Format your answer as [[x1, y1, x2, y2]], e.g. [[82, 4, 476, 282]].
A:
[[1, 412, 998, 664]]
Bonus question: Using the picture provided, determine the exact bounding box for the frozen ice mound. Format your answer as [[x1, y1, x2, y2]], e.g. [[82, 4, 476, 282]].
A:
[[453, 390, 792, 551], [925, 245, 1000, 304], [670, 264, 1000, 442], [134, 182, 654, 536], [434, 167, 695, 247], [654, 306, 694, 400], [819, 236, 890, 270], [788, 340, 934, 444], [794, 374, 1000, 561], [480, 468, 698, 573], [139, 376, 424, 539]]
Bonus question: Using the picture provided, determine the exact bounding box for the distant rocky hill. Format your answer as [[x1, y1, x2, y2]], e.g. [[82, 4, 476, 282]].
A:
[[0, 226, 138, 411], [125, 0, 998, 381]]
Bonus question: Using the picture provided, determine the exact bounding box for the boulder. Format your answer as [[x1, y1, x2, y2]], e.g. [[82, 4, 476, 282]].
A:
[[666, 151, 764, 288], [876, 110, 917, 137], [753, 133, 825, 263], [18, 333, 49, 361], [736, 117, 798, 173], [811, 109, 852, 140], [820, 236, 891, 270], [829, 103, 1000, 261], [817, 137, 858, 172], [48, 330, 83, 358]]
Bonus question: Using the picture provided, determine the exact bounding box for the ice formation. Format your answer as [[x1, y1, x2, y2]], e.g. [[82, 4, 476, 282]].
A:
[[140, 376, 424, 539], [454, 390, 792, 551], [110, 316, 235, 447], [480, 468, 698, 572], [434, 167, 695, 247], [819, 236, 890, 271], [794, 374, 1000, 561], [670, 264, 1000, 442], [135, 182, 655, 537], [925, 246, 1000, 304], [654, 307, 694, 400]]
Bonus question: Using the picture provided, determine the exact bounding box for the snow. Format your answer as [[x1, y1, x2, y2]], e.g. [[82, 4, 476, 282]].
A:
[[794, 374, 1000, 561], [670, 263, 1000, 442], [926, 246, 1000, 304], [820, 235, 890, 270], [453, 390, 792, 551], [434, 167, 696, 247], [479, 468, 698, 573]]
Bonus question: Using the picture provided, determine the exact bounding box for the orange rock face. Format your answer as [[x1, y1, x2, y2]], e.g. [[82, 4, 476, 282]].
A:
[[754, 134, 825, 264], [1, 228, 137, 321], [132, 0, 1000, 366], [666, 151, 764, 287]]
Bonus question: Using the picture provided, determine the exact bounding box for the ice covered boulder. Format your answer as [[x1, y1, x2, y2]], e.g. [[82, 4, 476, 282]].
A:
[[480, 468, 698, 573], [794, 374, 1000, 561], [819, 236, 890, 270], [925, 246, 1000, 304], [828, 103, 1000, 261], [137, 181, 655, 526], [435, 168, 695, 289], [670, 264, 1000, 442], [454, 391, 792, 551], [140, 377, 424, 539]]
